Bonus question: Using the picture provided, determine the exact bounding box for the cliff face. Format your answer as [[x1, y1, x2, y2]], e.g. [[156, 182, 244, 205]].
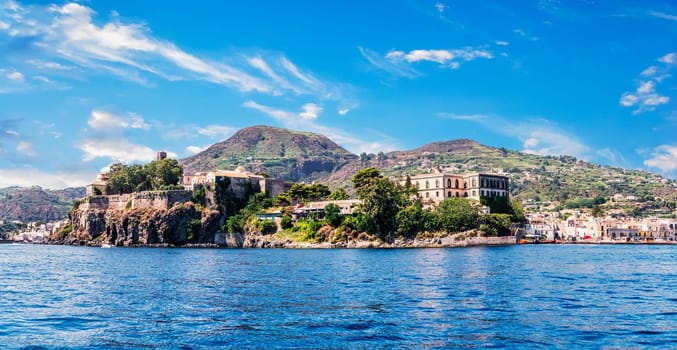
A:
[[66, 203, 222, 246]]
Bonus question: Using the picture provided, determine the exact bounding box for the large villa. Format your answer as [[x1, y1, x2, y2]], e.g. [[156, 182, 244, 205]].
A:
[[405, 167, 510, 205]]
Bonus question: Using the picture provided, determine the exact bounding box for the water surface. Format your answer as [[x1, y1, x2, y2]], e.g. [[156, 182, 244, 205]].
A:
[[0, 244, 675, 348]]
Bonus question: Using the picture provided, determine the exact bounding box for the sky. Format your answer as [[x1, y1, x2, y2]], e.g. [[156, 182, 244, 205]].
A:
[[0, 0, 676, 189]]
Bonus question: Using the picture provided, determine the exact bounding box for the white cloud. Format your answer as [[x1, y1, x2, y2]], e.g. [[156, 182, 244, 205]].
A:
[[194, 125, 235, 140], [388, 48, 493, 64], [185, 145, 208, 155], [338, 108, 350, 116], [358, 46, 420, 78], [514, 29, 527, 36], [0, 167, 95, 189], [659, 52, 676, 64], [620, 53, 675, 114], [435, 2, 448, 13], [87, 109, 150, 130], [523, 138, 539, 149], [299, 103, 322, 120], [79, 139, 156, 163], [6, 70, 24, 82], [619, 93, 639, 107], [363, 46, 494, 77], [16, 141, 35, 157], [643, 144, 677, 173], [243, 100, 399, 154], [495, 41, 510, 46], [640, 66, 658, 76]]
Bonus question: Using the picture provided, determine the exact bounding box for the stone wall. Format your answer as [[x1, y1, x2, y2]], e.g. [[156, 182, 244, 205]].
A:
[[79, 190, 192, 211]]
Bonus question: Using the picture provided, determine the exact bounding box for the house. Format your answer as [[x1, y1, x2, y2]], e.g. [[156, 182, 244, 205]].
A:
[[292, 200, 362, 219], [403, 167, 510, 205], [184, 166, 292, 199]]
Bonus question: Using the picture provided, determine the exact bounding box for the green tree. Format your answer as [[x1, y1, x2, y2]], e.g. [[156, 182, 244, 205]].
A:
[[435, 198, 481, 233], [328, 188, 350, 200], [324, 203, 343, 227], [355, 176, 406, 241], [510, 197, 527, 223], [352, 167, 382, 189], [395, 200, 426, 238]]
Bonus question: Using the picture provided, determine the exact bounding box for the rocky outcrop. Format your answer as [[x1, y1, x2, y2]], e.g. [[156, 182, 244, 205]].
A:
[[63, 202, 221, 247]]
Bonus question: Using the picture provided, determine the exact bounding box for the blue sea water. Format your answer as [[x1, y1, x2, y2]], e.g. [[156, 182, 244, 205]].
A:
[[0, 244, 675, 349]]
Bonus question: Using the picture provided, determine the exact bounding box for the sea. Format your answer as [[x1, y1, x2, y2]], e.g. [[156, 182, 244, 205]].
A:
[[0, 244, 675, 349]]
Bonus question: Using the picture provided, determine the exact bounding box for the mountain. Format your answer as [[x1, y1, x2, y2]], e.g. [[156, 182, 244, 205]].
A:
[[0, 186, 85, 223], [180, 125, 357, 181], [180, 126, 676, 216]]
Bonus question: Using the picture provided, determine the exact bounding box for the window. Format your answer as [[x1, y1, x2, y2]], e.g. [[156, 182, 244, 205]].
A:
[[455, 179, 459, 188], [447, 191, 452, 197], [436, 191, 439, 197], [464, 182, 467, 189], [464, 192, 468, 197], [472, 190, 476, 197], [426, 192, 429, 198], [425, 181, 429, 189], [447, 179, 451, 188], [435, 180, 439, 187], [472, 178, 476, 187], [456, 192, 459, 197]]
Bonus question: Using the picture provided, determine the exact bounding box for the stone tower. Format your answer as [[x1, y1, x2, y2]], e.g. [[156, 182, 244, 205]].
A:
[[157, 151, 167, 161]]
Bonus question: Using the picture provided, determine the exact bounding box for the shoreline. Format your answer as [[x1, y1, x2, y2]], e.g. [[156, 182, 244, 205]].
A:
[[26, 236, 677, 248]]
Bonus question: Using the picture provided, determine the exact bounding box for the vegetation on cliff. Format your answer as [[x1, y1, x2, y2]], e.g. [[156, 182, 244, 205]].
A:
[[105, 158, 183, 195]]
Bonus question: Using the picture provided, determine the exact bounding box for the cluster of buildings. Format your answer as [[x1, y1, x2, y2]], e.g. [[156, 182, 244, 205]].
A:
[[526, 212, 677, 242]]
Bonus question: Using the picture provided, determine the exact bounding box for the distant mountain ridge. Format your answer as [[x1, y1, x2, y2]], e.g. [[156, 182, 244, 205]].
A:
[[181, 125, 676, 216], [1, 125, 674, 223], [0, 186, 85, 223]]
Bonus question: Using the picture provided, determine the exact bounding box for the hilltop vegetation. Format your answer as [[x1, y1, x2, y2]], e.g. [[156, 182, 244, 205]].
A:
[[182, 127, 674, 217], [180, 125, 357, 182]]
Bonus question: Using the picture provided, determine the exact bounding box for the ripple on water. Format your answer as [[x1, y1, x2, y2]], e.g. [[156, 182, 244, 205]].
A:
[[0, 244, 675, 349]]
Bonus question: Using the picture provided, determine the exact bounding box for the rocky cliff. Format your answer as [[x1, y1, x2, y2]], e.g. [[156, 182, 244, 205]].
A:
[[59, 202, 223, 246]]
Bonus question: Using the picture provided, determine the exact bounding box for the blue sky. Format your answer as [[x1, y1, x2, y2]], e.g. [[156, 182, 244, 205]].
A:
[[0, 0, 676, 188]]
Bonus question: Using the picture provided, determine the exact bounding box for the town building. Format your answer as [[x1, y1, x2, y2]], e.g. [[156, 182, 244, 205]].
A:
[[183, 166, 291, 199], [404, 167, 510, 205]]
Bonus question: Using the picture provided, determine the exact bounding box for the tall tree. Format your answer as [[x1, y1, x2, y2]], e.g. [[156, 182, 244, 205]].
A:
[[352, 167, 382, 189]]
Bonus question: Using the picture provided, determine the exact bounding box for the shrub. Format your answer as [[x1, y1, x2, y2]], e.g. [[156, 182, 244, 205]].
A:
[[280, 215, 293, 229], [256, 220, 278, 234]]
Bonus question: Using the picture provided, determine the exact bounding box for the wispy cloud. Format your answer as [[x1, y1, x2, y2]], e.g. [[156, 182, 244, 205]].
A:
[[620, 52, 674, 114], [643, 144, 677, 176], [648, 10, 677, 21], [360, 46, 494, 77], [0, 1, 349, 102], [243, 100, 399, 154], [358, 46, 421, 79], [435, 2, 448, 13], [194, 125, 236, 140], [439, 113, 590, 158]]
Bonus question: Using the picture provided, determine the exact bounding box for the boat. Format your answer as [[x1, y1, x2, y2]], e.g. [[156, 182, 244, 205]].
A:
[[101, 243, 114, 248]]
